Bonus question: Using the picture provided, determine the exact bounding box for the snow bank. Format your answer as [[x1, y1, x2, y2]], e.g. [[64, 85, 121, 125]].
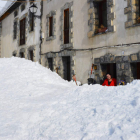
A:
[[0, 57, 140, 140]]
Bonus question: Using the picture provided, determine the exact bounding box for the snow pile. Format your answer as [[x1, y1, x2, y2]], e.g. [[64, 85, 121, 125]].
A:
[[0, 57, 140, 140]]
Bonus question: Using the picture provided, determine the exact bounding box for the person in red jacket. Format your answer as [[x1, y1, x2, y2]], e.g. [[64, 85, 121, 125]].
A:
[[102, 73, 117, 86]]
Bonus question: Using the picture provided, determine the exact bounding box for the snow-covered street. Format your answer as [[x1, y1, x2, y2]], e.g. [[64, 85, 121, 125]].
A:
[[0, 57, 140, 140]]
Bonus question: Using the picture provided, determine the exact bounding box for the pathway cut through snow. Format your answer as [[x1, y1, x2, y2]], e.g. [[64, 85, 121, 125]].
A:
[[0, 57, 140, 140]]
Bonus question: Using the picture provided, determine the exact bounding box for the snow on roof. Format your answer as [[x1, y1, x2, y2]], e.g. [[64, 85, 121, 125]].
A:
[[0, 57, 140, 139], [0, 1, 16, 17]]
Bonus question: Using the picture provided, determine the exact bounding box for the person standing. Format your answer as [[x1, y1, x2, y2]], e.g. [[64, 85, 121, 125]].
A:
[[102, 73, 116, 86]]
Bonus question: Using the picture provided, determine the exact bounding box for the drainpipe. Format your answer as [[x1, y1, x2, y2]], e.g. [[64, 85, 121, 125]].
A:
[[39, 0, 43, 64]]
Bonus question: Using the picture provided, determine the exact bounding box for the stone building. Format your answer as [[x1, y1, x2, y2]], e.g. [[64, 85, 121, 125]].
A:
[[41, 0, 140, 85], [0, 0, 42, 62]]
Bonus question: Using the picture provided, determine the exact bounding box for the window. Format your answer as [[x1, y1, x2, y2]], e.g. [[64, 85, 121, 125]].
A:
[[49, 17, 53, 37], [93, 0, 107, 34], [13, 21, 17, 39], [14, 11, 18, 17], [64, 9, 69, 44], [20, 18, 26, 45], [21, 4, 25, 12], [29, 12, 34, 31]]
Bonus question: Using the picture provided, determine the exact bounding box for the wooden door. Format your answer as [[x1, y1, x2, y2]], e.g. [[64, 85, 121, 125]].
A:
[[137, 62, 140, 79], [48, 58, 53, 71], [29, 50, 33, 61], [62, 57, 71, 81], [20, 52, 24, 58]]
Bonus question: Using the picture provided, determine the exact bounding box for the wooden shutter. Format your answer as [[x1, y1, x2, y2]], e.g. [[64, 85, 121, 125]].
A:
[[64, 9, 69, 44], [14, 21, 17, 39], [29, 12, 34, 31], [20, 18, 26, 45], [49, 17, 53, 37]]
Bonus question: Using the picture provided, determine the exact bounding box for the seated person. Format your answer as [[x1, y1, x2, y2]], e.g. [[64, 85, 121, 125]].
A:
[[102, 73, 116, 86]]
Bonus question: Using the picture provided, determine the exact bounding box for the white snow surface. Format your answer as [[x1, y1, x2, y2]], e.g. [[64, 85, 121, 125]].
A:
[[0, 57, 140, 140]]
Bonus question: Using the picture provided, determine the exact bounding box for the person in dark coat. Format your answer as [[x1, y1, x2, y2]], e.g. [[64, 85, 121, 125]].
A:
[[102, 73, 116, 86]]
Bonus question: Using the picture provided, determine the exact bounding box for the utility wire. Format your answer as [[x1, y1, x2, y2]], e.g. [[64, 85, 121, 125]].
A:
[[41, 42, 140, 55]]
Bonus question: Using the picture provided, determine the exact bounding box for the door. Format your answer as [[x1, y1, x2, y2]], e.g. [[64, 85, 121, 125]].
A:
[[137, 62, 140, 79], [101, 63, 116, 84], [62, 56, 71, 81], [20, 52, 24, 58], [48, 58, 53, 71], [29, 50, 33, 61]]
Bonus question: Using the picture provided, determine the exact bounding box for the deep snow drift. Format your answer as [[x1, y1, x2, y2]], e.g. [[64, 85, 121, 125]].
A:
[[0, 57, 140, 140]]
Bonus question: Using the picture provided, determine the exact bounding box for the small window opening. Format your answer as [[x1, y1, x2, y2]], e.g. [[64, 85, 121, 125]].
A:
[[64, 9, 69, 44], [21, 4, 25, 12], [14, 11, 18, 17], [49, 17, 53, 37]]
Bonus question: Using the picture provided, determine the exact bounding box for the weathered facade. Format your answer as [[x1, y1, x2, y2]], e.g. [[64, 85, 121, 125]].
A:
[[0, 0, 42, 62], [41, 0, 140, 85]]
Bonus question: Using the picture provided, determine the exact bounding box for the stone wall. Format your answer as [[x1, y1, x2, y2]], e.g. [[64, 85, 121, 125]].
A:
[[94, 51, 140, 85], [124, 0, 139, 28], [87, 0, 116, 38]]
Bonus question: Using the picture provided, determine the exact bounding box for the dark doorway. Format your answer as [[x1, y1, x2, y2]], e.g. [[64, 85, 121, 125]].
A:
[[100, 63, 116, 84], [20, 52, 24, 58], [29, 50, 34, 61], [13, 53, 16, 57], [64, 8, 69, 44], [131, 62, 140, 79], [48, 58, 53, 71], [62, 56, 71, 81]]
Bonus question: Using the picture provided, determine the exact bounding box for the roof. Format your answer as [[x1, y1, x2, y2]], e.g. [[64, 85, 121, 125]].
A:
[[0, 0, 22, 22]]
